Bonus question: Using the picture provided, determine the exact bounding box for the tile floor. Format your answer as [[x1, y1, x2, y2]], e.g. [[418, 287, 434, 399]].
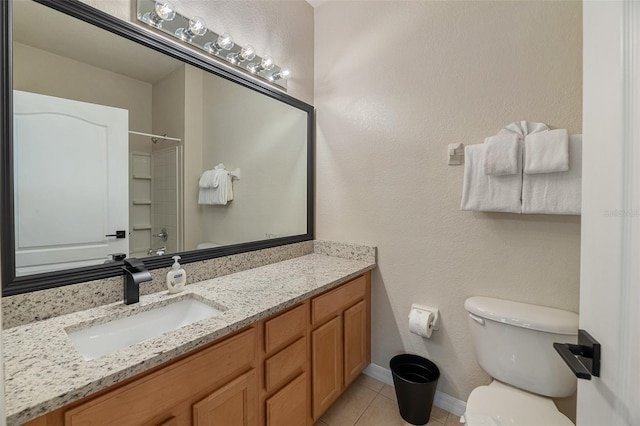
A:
[[315, 374, 461, 426]]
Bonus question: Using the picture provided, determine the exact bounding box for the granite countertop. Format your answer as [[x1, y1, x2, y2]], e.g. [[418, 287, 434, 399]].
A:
[[3, 253, 375, 426]]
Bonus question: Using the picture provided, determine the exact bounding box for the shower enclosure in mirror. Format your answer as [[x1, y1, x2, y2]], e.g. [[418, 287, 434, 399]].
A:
[[129, 134, 182, 259], [1, 0, 314, 295]]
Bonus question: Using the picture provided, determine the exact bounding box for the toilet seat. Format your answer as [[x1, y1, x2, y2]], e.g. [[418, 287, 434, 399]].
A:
[[464, 383, 574, 426]]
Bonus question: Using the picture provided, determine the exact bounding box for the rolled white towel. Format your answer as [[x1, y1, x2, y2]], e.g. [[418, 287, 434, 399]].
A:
[[461, 144, 522, 214], [524, 128, 569, 174], [483, 133, 520, 176]]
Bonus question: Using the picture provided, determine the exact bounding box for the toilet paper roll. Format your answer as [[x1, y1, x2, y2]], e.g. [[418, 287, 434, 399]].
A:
[[409, 308, 434, 338]]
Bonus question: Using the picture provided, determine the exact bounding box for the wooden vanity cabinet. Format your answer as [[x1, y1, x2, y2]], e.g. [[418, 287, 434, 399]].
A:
[[22, 272, 371, 426], [310, 274, 371, 421]]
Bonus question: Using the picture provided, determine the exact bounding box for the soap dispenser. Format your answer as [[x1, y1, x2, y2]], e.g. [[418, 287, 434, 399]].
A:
[[166, 255, 187, 294]]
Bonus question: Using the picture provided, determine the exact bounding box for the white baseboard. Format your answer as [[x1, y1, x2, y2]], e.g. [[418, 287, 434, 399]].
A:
[[363, 363, 467, 418]]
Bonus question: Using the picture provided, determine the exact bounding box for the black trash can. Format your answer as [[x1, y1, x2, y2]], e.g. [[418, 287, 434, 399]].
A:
[[390, 354, 440, 425]]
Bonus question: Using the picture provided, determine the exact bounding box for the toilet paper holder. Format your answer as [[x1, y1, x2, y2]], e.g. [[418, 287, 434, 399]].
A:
[[409, 304, 440, 337]]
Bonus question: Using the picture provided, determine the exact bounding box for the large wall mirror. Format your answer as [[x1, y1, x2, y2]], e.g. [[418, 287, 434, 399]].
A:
[[0, 0, 314, 295]]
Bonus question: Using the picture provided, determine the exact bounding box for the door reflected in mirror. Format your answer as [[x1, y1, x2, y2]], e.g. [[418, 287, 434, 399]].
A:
[[11, 0, 308, 277]]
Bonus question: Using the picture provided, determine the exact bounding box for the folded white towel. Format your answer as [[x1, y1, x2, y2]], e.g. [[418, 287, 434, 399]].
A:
[[198, 168, 231, 205], [522, 134, 581, 215], [499, 120, 549, 138], [524, 128, 569, 174], [461, 144, 522, 213], [483, 133, 520, 176], [198, 188, 216, 205]]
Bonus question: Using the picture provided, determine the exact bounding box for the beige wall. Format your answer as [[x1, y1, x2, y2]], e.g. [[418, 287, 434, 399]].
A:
[[79, 0, 314, 105], [183, 66, 205, 251], [152, 66, 186, 149], [200, 73, 308, 246], [152, 66, 187, 252], [314, 1, 582, 402], [13, 42, 152, 151]]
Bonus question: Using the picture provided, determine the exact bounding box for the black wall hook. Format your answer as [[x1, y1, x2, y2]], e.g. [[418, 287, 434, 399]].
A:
[[554, 329, 601, 380]]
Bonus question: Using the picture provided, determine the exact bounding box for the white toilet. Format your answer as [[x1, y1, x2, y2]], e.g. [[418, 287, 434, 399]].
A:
[[463, 296, 578, 426]]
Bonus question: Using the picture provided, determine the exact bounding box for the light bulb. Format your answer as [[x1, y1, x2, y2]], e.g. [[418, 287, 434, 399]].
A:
[[227, 44, 255, 64], [239, 44, 256, 61], [248, 54, 275, 74], [188, 17, 207, 36], [175, 16, 207, 42], [155, 1, 176, 20], [270, 67, 291, 82], [205, 33, 234, 55], [217, 33, 234, 50], [142, 0, 176, 29], [260, 55, 275, 71]]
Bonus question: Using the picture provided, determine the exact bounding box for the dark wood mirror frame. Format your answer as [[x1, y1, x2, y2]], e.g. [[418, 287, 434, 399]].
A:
[[0, 0, 315, 296]]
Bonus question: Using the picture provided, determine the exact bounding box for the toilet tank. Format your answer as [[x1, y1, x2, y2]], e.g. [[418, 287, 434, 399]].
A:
[[464, 297, 578, 398]]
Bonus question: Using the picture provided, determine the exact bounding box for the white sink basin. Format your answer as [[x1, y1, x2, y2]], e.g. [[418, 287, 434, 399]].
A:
[[67, 298, 222, 361]]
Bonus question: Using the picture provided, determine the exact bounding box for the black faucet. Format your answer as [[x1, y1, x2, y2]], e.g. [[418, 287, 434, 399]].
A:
[[123, 258, 153, 305]]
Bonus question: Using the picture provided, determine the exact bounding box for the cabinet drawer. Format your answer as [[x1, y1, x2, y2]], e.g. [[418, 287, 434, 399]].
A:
[[312, 275, 366, 326], [265, 336, 306, 392], [65, 328, 256, 426], [264, 304, 306, 354], [265, 373, 307, 426]]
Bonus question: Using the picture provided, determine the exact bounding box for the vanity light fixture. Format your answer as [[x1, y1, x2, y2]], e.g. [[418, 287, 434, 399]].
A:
[[141, 0, 176, 29], [175, 16, 207, 43], [136, 0, 290, 90], [204, 33, 234, 55], [269, 67, 290, 82]]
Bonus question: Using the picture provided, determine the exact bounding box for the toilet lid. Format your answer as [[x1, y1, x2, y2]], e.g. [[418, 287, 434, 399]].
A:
[[465, 386, 574, 426]]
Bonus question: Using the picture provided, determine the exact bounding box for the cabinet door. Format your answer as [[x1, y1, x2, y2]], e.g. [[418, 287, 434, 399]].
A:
[[193, 369, 257, 426], [343, 300, 368, 387], [311, 316, 342, 420], [265, 373, 307, 426]]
